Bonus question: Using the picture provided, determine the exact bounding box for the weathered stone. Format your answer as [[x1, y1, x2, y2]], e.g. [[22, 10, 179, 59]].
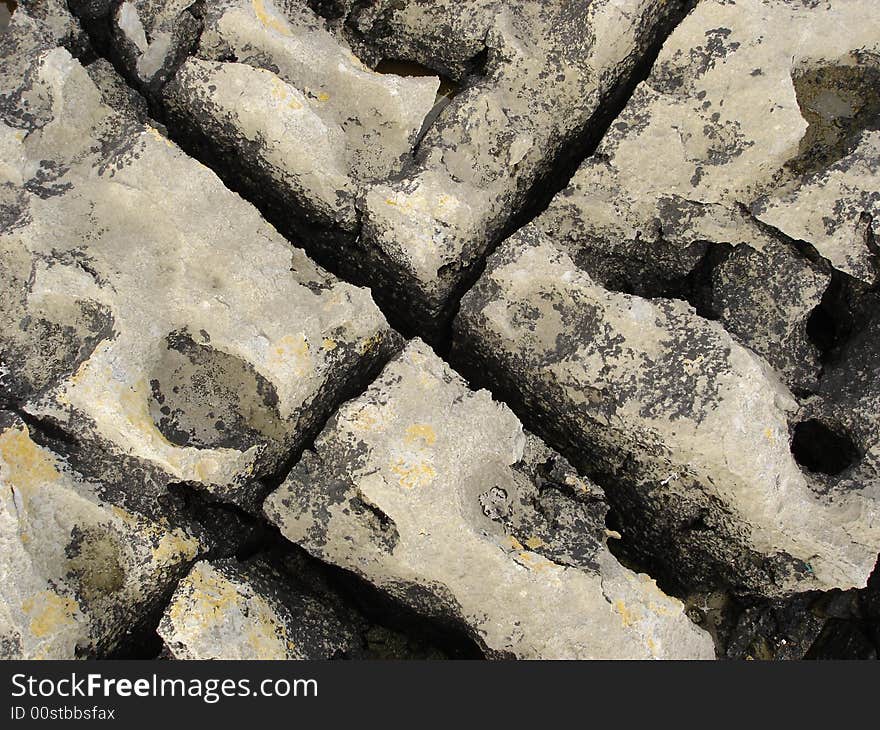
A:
[[796, 292, 880, 500], [351, 0, 691, 333], [158, 558, 361, 659], [161, 0, 438, 239], [14, 1, 90, 54], [265, 340, 714, 659], [110, 0, 201, 92], [530, 0, 878, 384], [0, 412, 199, 659], [452, 232, 880, 597], [84, 57, 151, 120], [0, 29, 400, 509]]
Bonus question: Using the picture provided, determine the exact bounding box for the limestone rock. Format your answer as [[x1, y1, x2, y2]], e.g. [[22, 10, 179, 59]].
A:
[[452, 232, 880, 596], [353, 0, 691, 333], [110, 0, 201, 91], [0, 31, 399, 509], [158, 558, 361, 659], [796, 292, 880, 502], [162, 0, 438, 237], [0, 412, 199, 659], [265, 340, 714, 659], [532, 0, 879, 383]]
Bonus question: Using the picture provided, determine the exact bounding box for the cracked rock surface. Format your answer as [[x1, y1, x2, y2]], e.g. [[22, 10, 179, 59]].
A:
[[265, 340, 714, 659], [1, 0, 879, 660], [1, 14, 399, 510], [453, 230, 880, 598]]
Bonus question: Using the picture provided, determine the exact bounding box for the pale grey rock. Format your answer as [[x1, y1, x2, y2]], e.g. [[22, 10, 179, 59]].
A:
[[0, 412, 199, 659], [162, 0, 438, 236], [158, 558, 361, 660], [531, 0, 878, 384], [110, 0, 201, 91], [0, 36, 399, 509], [265, 340, 714, 659], [14, 1, 90, 54], [352, 0, 691, 333], [452, 232, 880, 597]]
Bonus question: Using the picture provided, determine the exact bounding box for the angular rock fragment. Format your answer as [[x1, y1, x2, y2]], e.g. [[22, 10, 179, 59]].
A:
[[0, 24, 399, 509], [0, 412, 199, 659], [158, 558, 361, 659], [13, 0, 90, 54], [110, 0, 201, 92], [265, 340, 714, 659], [162, 0, 438, 238], [532, 0, 879, 384], [452, 232, 880, 597], [352, 0, 692, 333]]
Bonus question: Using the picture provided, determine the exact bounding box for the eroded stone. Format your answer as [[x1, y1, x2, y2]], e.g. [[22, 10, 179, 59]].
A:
[[0, 25, 399, 509], [158, 558, 361, 659], [0, 412, 199, 659], [452, 232, 880, 597], [265, 340, 714, 659]]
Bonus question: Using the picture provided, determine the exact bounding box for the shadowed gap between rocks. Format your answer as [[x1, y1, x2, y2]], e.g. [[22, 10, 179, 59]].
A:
[[66, 0, 702, 352]]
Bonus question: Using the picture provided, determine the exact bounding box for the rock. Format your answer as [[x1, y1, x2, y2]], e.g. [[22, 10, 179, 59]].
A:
[[161, 0, 438, 240], [0, 412, 199, 659], [110, 0, 201, 92], [795, 292, 880, 504], [352, 0, 691, 333], [265, 340, 714, 659], [531, 0, 879, 384], [0, 29, 400, 509], [14, 1, 91, 55], [452, 231, 880, 597], [753, 131, 880, 287], [84, 57, 151, 120], [158, 557, 362, 659]]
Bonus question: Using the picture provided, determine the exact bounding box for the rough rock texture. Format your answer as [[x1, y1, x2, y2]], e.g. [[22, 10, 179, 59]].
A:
[[351, 0, 692, 333], [158, 557, 361, 659], [0, 19, 400, 509], [4, 0, 878, 661], [162, 0, 438, 240], [452, 232, 880, 597], [265, 340, 714, 659], [529, 0, 879, 386], [0, 412, 199, 659]]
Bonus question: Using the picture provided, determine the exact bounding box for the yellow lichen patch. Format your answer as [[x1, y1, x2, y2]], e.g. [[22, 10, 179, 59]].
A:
[[22, 591, 80, 639], [390, 459, 436, 489], [764, 427, 776, 443], [146, 125, 175, 149], [270, 333, 312, 377], [270, 78, 303, 111], [404, 424, 436, 448], [350, 406, 381, 433], [243, 596, 290, 659], [506, 535, 525, 552], [251, 0, 292, 37], [172, 565, 239, 624], [524, 536, 545, 550], [0, 425, 60, 492], [614, 599, 640, 628], [513, 550, 554, 573], [321, 338, 337, 351], [153, 527, 199, 566], [358, 333, 385, 356], [316, 91, 330, 102]]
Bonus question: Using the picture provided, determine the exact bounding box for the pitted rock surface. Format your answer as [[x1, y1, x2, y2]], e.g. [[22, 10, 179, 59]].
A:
[[1, 19, 399, 509], [2, 0, 879, 660], [265, 340, 714, 659]]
